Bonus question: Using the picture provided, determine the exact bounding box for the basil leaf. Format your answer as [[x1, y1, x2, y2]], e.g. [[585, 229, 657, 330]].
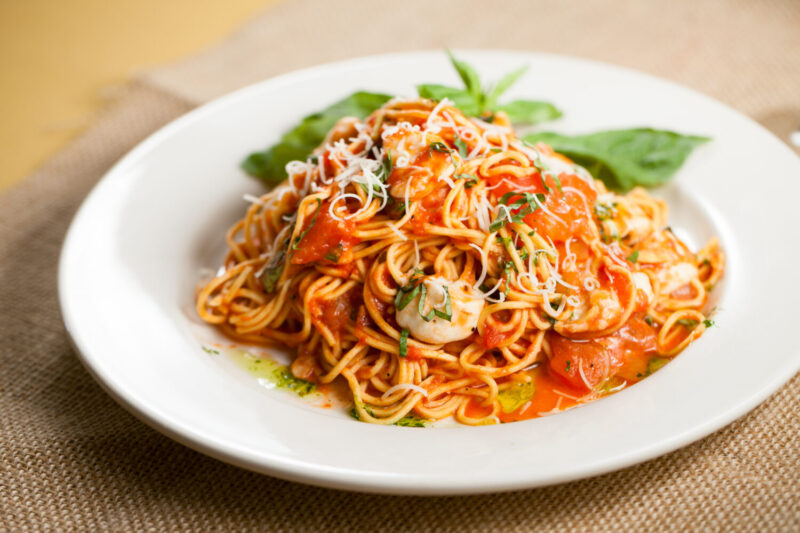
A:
[[242, 91, 392, 183], [416, 84, 480, 116], [418, 52, 560, 125], [446, 49, 482, 100], [496, 100, 563, 125], [524, 128, 710, 192], [487, 66, 528, 108]]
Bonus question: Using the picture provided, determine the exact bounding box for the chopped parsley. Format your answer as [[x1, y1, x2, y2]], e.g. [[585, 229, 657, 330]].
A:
[[417, 284, 452, 321], [260, 250, 286, 293], [489, 191, 546, 233], [394, 414, 429, 427], [627, 250, 639, 263], [323, 243, 344, 263], [454, 135, 469, 159], [399, 328, 409, 358], [594, 202, 616, 221], [428, 141, 451, 155]]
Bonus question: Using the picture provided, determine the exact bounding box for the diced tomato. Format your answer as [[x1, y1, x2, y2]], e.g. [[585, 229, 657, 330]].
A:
[[291, 200, 360, 265], [408, 182, 449, 233], [480, 323, 513, 349], [309, 287, 360, 340], [489, 173, 597, 242], [548, 316, 657, 392], [548, 334, 611, 391]]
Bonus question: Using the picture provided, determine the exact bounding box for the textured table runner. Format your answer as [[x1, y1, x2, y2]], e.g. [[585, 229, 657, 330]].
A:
[[2, 0, 799, 530]]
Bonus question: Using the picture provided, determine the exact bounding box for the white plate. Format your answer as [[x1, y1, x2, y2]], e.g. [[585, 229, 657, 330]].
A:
[[59, 50, 800, 495]]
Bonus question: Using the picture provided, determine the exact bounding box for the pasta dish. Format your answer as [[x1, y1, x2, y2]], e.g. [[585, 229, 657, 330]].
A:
[[196, 97, 724, 425]]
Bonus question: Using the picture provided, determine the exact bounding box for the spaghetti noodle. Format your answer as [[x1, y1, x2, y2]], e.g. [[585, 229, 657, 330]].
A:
[[196, 98, 724, 425]]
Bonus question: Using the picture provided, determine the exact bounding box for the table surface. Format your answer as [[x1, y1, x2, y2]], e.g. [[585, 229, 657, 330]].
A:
[[0, 0, 272, 192]]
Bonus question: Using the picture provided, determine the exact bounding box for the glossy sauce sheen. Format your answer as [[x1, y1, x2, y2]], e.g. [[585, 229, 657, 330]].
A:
[[291, 199, 359, 265]]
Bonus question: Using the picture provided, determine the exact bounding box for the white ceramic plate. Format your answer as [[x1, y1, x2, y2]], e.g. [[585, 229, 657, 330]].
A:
[[59, 50, 800, 495]]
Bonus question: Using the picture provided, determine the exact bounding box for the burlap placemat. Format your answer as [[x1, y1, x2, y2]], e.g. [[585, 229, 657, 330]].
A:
[[2, 0, 799, 530]]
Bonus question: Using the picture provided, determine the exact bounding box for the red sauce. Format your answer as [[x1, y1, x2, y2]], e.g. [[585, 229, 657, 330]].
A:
[[463, 397, 496, 419], [291, 199, 360, 265], [405, 344, 424, 362]]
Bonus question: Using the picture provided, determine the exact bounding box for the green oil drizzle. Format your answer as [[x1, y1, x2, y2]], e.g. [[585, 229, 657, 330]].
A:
[[226, 349, 316, 398]]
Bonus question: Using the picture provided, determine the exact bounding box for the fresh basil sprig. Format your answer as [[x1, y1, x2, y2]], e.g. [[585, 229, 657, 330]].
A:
[[242, 91, 392, 183], [417, 50, 562, 124], [524, 128, 710, 192]]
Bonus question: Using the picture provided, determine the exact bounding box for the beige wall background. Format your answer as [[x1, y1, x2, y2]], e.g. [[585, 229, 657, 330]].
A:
[[0, 0, 274, 191]]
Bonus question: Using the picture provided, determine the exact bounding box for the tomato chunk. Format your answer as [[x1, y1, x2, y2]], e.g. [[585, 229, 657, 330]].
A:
[[549, 316, 657, 392], [291, 200, 359, 265]]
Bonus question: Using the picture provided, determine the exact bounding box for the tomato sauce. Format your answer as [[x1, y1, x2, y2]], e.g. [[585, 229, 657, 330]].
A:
[[291, 199, 360, 265], [405, 344, 424, 362]]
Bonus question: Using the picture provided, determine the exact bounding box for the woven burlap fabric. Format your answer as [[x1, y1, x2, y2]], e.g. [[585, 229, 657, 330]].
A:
[[2, 0, 799, 530]]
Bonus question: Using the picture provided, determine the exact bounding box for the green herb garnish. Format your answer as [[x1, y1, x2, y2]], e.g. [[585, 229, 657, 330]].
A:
[[292, 198, 322, 250], [454, 136, 469, 159], [489, 191, 545, 232], [260, 250, 286, 293], [416, 51, 562, 123], [323, 243, 344, 263], [394, 414, 429, 427], [594, 202, 615, 221], [677, 318, 700, 329], [627, 250, 639, 263], [242, 91, 392, 182], [399, 328, 409, 358], [417, 284, 452, 322], [524, 129, 710, 192]]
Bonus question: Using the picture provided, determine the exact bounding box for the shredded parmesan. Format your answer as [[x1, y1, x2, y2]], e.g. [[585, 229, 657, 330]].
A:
[[382, 383, 429, 399]]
